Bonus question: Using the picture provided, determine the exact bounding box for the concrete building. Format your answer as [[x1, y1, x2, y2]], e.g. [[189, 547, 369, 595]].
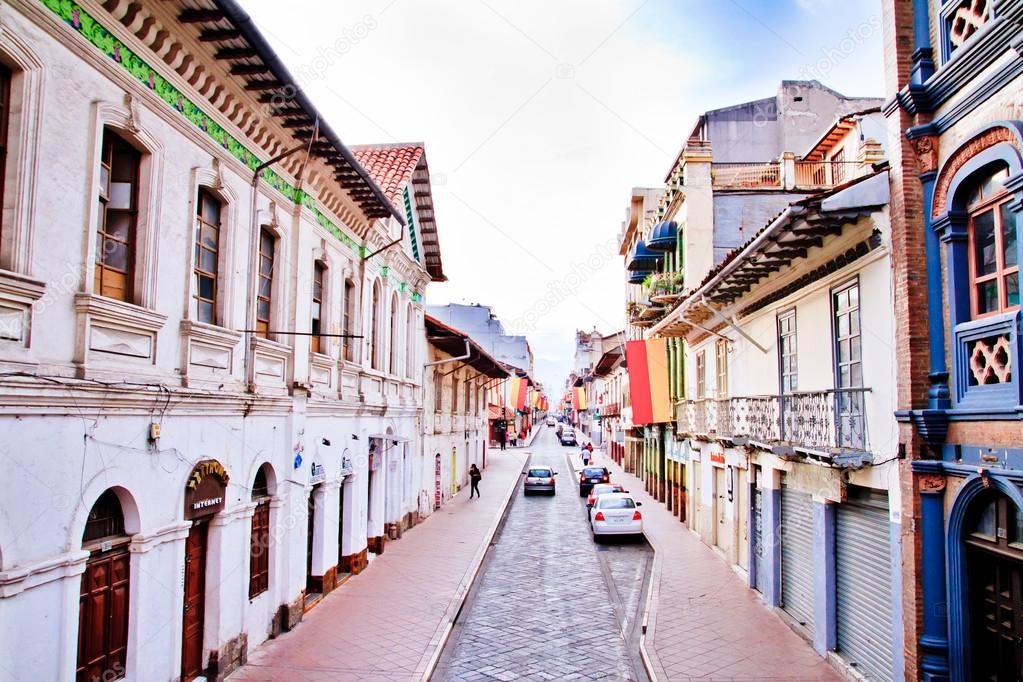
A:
[[0, 2, 443, 681], [880, 0, 1023, 679], [422, 315, 507, 510]]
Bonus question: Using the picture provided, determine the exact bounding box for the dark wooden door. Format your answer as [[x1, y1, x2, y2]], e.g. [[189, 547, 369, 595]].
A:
[[337, 483, 346, 567], [181, 521, 207, 681], [77, 549, 129, 682], [969, 546, 1023, 680], [306, 493, 315, 590]]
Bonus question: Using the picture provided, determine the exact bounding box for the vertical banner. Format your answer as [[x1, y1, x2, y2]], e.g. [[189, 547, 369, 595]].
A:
[[509, 377, 527, 411], [573, 387, 588, 410], [626, 338, 672, 425]]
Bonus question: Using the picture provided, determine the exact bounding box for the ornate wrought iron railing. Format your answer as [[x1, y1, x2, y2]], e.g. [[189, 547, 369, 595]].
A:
[[676, 388, 869, 453]]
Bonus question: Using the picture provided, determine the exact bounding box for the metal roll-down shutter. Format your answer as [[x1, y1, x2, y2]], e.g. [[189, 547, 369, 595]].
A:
[[836, 487, 894, 681], [781, 484, 814, 637]]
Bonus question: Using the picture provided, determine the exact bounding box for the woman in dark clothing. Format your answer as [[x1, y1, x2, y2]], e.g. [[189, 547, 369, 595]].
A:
[[469, 464, 482, 498]]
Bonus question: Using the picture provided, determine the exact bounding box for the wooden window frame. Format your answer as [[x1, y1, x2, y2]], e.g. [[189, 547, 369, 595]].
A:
[[311, 261, 325, 355], [193, 189, 221, 325], [715, 339, 728, 398], [389, 294, 399, 375], [248, 500, 270, 599], [967, 190, 1018, 319], [832, 279, 863, 390], [778, 309, 798, 394], [370, 281, 382, 370], [255, 228, 275, 339], [696, 350, 706, 399], [95, 130, 140, 302], [342, 278, 355, 362], [451, 375, 460, 414], [0, 64, 9, 247]]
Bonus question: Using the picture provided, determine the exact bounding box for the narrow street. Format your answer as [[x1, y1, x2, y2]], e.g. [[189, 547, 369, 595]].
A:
[[435, 427, 652, 681]]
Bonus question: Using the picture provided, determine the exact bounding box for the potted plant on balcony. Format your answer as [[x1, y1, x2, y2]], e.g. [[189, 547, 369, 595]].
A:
[[650, 271, 685, 305]]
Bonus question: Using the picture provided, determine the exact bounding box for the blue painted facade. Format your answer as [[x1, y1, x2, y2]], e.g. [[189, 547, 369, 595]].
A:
[[887, 0, 1023, 678]]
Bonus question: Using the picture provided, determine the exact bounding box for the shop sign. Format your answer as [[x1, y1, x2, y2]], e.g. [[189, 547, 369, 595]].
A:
[[310, 462, 326, 485], [339, 455, 354, 476], [710, 452, 725, 465], [184, 459, 229, 519]]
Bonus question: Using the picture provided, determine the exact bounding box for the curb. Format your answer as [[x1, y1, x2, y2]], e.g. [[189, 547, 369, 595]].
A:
[[418, 451, 526, 681]]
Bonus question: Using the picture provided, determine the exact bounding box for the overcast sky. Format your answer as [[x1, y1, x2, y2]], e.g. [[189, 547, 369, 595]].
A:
[[243, 0, 885, 393]]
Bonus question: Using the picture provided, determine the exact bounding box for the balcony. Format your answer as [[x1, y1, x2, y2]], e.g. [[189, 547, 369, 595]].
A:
[[676, 388, 870, 464], [711, 160, 866, 190]]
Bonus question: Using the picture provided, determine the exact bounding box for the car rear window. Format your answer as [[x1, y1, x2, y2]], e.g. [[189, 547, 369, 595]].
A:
[[528, 469, 552, 477], [582, 468, 607, 477], [598, 497, 636, 509]]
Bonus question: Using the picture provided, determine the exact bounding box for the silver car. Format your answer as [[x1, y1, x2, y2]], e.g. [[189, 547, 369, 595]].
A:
[[523, 465, 557, 495]]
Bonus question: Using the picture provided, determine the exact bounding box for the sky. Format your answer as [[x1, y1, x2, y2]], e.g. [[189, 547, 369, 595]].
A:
[[243, 0, 885, 393]]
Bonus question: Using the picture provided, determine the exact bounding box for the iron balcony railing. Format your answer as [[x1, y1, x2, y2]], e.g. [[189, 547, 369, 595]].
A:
[[676, 388, 869, 453]]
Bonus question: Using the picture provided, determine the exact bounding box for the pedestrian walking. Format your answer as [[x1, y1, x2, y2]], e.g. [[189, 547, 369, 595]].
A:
[[497, 428, 506, 451], [580, 445, 591, 466], [469, 464, 482, 498]]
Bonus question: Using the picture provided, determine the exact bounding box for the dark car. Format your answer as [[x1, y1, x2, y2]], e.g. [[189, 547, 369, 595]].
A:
[[578, 466, 610, 497]]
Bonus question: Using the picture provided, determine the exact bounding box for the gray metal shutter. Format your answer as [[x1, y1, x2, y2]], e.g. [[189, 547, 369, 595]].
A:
[[753, 484, 764, 593], [781, 485, 814, 637], [836, 489, 894, 682]]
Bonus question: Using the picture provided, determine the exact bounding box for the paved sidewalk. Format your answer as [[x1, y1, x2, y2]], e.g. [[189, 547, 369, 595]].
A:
[[580, 449, 840, 682], [230, 449, 529, 682]]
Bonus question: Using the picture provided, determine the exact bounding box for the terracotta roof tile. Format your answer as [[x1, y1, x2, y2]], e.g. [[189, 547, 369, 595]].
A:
[[350, 143, 425, 205]]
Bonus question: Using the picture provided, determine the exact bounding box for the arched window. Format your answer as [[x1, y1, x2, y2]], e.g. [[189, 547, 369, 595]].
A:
[[389, 293, 399, 375], [370, 280, 382, 370], [95, 130, 141, 302], [249, 465, 272, 599], [967, 164, 1017, 318], [78, 490, 130, 682], [193, 188, 222, 325], [311, 261, 325, 355], [405, 304, 415, 379], [343, 278, 356, 362], [256, 228, 276, 339]]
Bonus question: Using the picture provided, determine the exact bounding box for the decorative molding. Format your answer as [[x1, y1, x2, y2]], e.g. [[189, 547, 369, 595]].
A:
[[918, 473, 947, 493], [932, 123, 1021, 217]]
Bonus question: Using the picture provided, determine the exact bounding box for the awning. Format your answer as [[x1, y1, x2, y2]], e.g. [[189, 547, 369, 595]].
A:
[[424, 315, 509, 378], [626, 240, 663, 272], [647, 220, 678, 252]]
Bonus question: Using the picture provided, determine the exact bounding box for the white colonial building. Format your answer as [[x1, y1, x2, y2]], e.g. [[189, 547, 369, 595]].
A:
[[652, 112, 904, 679], [0, 1, 444, 681]]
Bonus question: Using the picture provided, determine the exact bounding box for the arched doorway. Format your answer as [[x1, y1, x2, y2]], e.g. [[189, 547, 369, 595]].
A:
[[963, 489, 1023, 680], [181, 460, 228, 682], [78, 489, 131, 682]]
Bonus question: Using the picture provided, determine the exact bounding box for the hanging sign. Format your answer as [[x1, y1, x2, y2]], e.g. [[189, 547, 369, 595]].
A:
[[184, 460, 229, 519]]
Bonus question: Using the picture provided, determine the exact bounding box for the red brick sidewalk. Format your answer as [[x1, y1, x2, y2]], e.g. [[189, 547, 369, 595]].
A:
[[229, 449, 528, 682], [581, 448, 840, 682]]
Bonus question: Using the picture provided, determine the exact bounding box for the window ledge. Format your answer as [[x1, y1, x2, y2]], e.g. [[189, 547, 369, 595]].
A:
[[74, 294, 167, 332], [0, 270, 46, 301], [180, 320, 242, 348]]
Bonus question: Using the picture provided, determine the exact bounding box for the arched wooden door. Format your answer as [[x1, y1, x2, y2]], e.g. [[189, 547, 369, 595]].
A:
[[965, 491, 1023, 679], [78, 490, 130, 682]]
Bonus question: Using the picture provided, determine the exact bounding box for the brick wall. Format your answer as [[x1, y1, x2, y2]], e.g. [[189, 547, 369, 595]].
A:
[[881, 1, 927, 678]]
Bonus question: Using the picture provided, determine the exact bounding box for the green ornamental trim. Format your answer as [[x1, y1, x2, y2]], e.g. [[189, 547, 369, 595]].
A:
[[402, 187, 421, 263], [40, 0, 421, 291]]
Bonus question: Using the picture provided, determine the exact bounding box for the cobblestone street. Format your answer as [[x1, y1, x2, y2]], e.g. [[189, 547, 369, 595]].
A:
[[435, 428, 652, 681]]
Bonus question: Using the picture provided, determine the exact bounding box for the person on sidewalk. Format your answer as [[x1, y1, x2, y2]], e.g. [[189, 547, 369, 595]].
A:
[[580, 444, 591, 466], [469, 464, 482, 498], [497, 429, 506, 451]]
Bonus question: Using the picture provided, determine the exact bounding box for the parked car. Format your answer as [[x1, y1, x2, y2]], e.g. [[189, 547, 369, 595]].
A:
[[545, 416, 557, 426], [523, 466, 557, 495], [578, 466, 610, 496], [586, 483, 627, 508], [559, 428, 577, 446], [590, 493, 643, 540]]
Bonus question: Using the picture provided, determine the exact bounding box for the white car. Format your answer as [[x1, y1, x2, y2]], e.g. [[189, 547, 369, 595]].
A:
[[545, 416, 557, 426], [590, 493, 643, 539]]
